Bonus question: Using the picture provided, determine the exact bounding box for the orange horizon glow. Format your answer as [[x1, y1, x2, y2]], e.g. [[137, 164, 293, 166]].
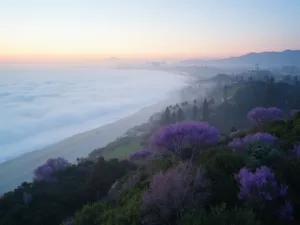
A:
[[0, 47, 294, 64], [1, 1, 300, 65]]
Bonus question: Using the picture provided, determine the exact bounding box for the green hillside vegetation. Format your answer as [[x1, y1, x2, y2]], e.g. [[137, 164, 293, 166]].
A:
[[1, 77, 300, 225]]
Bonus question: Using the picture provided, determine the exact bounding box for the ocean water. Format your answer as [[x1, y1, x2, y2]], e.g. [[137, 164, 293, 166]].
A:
[[0, 67, 185, 163]]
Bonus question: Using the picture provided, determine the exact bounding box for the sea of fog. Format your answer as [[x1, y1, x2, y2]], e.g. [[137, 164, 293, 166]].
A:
[[0, 67, 186, 163]]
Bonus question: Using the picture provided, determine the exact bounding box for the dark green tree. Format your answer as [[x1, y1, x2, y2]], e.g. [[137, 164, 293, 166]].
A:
[[223, 85, 228, 102], [162, 107, 171, 124], [172, 112, 177, 123], [177, 107, 184, 122], [202, 98, 209, 121], [193, 104, 198, 121]]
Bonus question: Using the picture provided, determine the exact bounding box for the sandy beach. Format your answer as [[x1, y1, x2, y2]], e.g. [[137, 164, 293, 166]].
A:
[[0, 101, 168, 194]]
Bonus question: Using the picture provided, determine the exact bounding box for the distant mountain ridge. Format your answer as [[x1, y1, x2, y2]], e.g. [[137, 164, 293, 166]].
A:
[[181, 50, 300, 67]]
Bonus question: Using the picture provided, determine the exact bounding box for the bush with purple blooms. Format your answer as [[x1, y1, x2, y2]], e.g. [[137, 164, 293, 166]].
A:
[[235, 166, 293, 221], [228, 132, 277, 152], [128, 148, 152, 161], [34, 157, 70, 182], [247, 107, 283, 129], [150, 122, 220, 161], [141, 162, 210, 224]]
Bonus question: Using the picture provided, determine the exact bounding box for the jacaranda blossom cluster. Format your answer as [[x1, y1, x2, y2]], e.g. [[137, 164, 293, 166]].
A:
[[34, 157, 70, 182], [150, 122, 220, 160], [247, 107, 283, 129], [228, 132, 277, 151], [128, 148, 152, 160], [142, 162, 209, 223], [235, 166, 293, 220]]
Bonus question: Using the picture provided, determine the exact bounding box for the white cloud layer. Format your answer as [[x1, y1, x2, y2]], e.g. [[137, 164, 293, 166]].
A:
[[0, 68, 185, 163]]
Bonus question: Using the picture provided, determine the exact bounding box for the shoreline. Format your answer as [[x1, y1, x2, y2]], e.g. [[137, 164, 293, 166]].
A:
[[0, 99, 170, 194]]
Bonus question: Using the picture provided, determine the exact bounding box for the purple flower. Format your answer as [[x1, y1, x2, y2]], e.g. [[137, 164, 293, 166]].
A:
[[142, 162, 209, 221], [129, 148, 152, 160], [34, 157, 70, 182], [247, 107, 283, 129], [228, 133, 277, 151], [23, 192, 32, 205], [235, 166, 288, 205], [150, 122, 220, 160], [279, 200, 294, 221]]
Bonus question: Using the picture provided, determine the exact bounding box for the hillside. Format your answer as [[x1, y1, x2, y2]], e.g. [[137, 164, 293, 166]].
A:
[[181, 50, 300, 67], [1, 78, 300, 225]]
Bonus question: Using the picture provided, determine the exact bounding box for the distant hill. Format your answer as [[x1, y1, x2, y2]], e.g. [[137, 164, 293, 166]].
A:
[[181, 50, 300, 67]]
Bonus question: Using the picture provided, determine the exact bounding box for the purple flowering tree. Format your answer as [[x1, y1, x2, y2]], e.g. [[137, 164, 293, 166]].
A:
[[247, 107, 283, 129], [33, 157, 70, 182], [235, 166, 293, 220], [128, 148, 152, 161], [228, 132, 277, 151], [150, 122, 220, 161], [141, 162, 210, 224]]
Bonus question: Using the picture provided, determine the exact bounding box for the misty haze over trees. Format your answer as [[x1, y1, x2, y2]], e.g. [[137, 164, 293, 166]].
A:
[[2, 62, 300, 225]]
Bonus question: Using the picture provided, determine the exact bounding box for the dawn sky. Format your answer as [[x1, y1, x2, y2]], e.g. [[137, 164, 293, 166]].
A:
[[1, 0, 300, 62]]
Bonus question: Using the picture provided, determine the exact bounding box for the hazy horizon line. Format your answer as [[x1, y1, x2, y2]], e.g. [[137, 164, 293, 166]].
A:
[[1, 48, 299, 65]]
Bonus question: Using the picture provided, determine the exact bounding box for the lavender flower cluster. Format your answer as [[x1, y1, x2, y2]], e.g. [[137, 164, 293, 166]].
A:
[[150, 122, 220, 160], [235, 166, 293, 220], [34, 157, 70, 182], [247, 107, 283, 128], [228, 132, 277, 151], [142, 162, 209, 221]]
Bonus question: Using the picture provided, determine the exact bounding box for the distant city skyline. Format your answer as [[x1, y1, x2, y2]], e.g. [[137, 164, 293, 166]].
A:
[[1, 0, 300, 63]]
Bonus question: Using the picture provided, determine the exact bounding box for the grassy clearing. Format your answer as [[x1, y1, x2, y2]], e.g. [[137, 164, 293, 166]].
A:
[[103, 138, 142, 160]]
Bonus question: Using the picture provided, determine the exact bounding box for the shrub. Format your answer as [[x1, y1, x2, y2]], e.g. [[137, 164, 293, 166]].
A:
[[197, 147, 245, 207], [245, 141, 285, 167], [181, 203, 262, 225], [181, 203, 261, 225], [72, 203, 107, 225], [100, 182, 147, 225]]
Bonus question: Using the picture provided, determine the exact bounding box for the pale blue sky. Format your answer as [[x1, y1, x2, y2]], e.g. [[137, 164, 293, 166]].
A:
[[0, 0, 299, 61]]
